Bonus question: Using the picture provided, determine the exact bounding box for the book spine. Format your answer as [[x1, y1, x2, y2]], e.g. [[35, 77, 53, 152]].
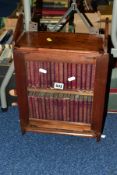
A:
[[47, 62, 51, 88], [57, 94, 63, 121], [53, 93, 58, 120], [49, 94, 54, 120], [38, 61, 42, 88], [63, 62, 68, 90], [71, 63, 76, 90], [37, 92, 42, 119], [40, 93, 46, 119], [28, 91, 33, 117], [62, 94, 67, 121], [86, 64, 92, 91], [90, 96, 93, 122], [59, 62, 63, 83], [87, 96, 92, 123], [66, 94, 70, 121], [35, 61, 39, 88], [67, 63, 72, 89], [78, 96, 83, 122], [50, 62, 55, 88], [43, 61, 48, 88], [69, 94, 74, 122], [81, 64, 87, 90], [34, 92, 39, 118], [74, 95, 79, 122], [32, 91, 37, 118], [40, 62, 44, 88], [91, 64, 96, 91], [45, 93, 50, 120], [41, 9, 67, 16], [30, 61, 33, 87], [83, 96, 87, 123], [55, 62, 59, 83], [76, 64, 82, 90]]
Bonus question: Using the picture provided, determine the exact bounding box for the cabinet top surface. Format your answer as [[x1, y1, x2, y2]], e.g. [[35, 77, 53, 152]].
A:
[[15, 32, 104, 52]]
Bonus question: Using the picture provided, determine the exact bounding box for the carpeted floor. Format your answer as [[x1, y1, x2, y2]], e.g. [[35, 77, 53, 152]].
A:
[[0, 107, 117, 175]]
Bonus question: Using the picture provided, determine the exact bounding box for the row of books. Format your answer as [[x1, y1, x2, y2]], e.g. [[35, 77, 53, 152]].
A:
[[34, 0, 68, 16], [28, 91, 93, 123], [32, 0, 69, 31], [26, 60, 96, 91]]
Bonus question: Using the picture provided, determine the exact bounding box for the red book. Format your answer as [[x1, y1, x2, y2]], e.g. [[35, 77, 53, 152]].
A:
[[40, 92, 46, 119], [78, 96, 83, 123], [69, 94, 74, 122], [40, 62, 44, 88], [34, 92, 39, 118], [71, 63, 76, 90], [76, 64, 82, 90], [37, 61, 42, 88], [81, 64, 87, 90], [86, 64, 92, 91], [47, 62, 51, 88], [55, 62, 59, 83], [28, 91, 33, 117], [59, 62, 63, 83], [41, 9, 67, 16], [87, 96, 93, 123], [83, 96, 87, 123], [67, 63, 72, 89], [45, 93, 50, 120], [43, 61, 48, 88], [74, 95, 79, 122], [37, 92, 42, 119], [32, 91, 37, 118], [57, 93, 63, 121], [34, 61, 39, 88], [66, 94, 70, 121], [49, 94, 54, 120], [53, 93, 58, 120], [62, 94, 67, 121], [50, 62, 55, 88], [63, 62, 68, 90], [91, 64, 96, 91], [32, 61, 36, 87], [90, 97, 93, 122]]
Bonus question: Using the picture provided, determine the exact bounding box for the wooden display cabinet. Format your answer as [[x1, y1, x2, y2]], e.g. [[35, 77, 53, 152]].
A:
[[13, 29, 110, 141]]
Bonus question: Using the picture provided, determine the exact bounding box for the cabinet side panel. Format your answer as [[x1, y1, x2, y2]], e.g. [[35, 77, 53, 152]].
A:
[[91, 54, 109, 135], [14, 50, 29, 132]]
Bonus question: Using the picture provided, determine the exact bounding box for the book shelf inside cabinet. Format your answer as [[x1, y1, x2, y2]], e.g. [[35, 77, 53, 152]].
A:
[[14, 31, 110, 141]]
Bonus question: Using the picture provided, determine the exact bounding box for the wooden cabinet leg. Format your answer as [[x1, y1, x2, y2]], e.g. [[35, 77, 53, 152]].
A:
[[96, 134, 101, 142]]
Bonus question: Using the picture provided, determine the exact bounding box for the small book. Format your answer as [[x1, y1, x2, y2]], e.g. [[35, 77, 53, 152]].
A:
[[53, 93, 58, 120], [91, 64, 96, 90], [63, 62, 68, 90], [37, 92, 42, 119], [74, 94, 79, 122], [76, 64, 82, 90], [71, 63, 76, 90], [67, 63, 72, 89], [86, 64, 92, 91], [58, 93, 64, 121], [70, 94, 75, 122], [81, 64, 87, 90], [50, 62, 55, 88]]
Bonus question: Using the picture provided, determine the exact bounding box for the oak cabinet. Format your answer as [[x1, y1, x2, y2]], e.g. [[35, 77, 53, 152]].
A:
[[14, 31, 110, 141]]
